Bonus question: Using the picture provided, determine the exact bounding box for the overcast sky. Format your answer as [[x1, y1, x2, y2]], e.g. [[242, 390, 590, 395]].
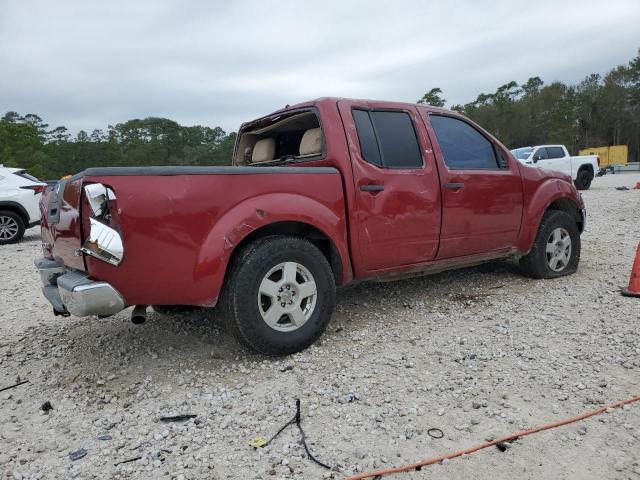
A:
[[1, 0, 638, 134]]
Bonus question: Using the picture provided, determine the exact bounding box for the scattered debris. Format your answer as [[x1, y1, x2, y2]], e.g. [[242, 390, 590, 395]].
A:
[[0, 379, 29, 393], [249, 436, 268, 448], [97, 434, 112, 441], [114, 456, 142, 466], [280, 365, 294, 372], [159, 414, 197, 423], [495, 441, 514, 452], [69, 448, 87, 461], [40, 401, 53, 413], [615, 186, 630, 190], [250, 399, 331, 470], [427, 428, 444, 439], [346, 392, 357, 403]]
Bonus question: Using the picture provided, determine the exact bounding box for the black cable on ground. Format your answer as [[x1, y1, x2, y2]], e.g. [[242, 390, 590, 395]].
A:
[[259, 399, 332, 470], [294, 399, 332, 470]]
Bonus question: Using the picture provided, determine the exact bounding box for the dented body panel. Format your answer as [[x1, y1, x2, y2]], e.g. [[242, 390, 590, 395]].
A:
[[73, 168, 345, 306]]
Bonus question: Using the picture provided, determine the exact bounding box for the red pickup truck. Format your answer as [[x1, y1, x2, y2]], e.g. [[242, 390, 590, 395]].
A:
[[36, 98, 586, 355]]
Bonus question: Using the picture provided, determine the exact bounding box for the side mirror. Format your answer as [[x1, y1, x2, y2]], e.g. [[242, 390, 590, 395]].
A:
[[533, 155, 543, 162]]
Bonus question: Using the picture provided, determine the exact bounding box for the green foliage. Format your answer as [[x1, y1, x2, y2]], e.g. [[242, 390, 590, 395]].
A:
[[420, 48, 640, 161], [417, 87, 446, 107], [0, 113, 236, 179]]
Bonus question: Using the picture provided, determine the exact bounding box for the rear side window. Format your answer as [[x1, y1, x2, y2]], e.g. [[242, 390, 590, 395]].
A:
[[13, 170, 40, 182], [429, 115, 499, 169], [353, 110, 382, 167], [353, 110, 422, 168], [546, 147, 565, 159]]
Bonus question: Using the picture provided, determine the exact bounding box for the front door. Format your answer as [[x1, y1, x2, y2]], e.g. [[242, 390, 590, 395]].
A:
[[338, 100, 441, 272], [422, 112, 523, 259], [536, 146, 571, 176]]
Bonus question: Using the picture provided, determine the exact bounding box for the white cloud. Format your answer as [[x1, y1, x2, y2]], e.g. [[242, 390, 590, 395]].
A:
[[0, 0, 638, 133]]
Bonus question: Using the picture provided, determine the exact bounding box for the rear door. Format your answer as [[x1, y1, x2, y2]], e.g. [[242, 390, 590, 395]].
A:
[[338, 100, 441, 272], [422, 112, 523, 259]]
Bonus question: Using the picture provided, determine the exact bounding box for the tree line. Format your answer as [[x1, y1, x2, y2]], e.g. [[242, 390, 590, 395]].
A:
[[0, 114, 236, 179], [418, 48, 640, 161], [1, 48, 638, 179]]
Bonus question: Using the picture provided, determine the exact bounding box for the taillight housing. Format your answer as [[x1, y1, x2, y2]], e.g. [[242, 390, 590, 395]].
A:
[[20, 185, 46, 195], [81, 183, 124, 266], [81, 218, 124, 266]]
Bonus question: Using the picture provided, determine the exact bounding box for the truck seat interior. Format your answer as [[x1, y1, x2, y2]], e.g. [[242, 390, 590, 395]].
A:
[[299, 128, 322, 157], [252, 138, 276, 163], [235, 110, 324, 165]]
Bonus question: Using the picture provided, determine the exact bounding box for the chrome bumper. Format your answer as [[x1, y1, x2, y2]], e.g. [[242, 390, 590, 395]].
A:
[[35, 258, 126, 317]]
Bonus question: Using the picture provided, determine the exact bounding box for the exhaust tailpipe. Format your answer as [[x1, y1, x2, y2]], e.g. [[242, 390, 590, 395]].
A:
[[131, 305, 148, 324]]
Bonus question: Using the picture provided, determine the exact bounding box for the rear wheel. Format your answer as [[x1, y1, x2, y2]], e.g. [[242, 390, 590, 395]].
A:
[[519, 210, 580, 279], [222, 236, 335, 355], [574, 168, 593, 190], [0, 211, 25, 245]]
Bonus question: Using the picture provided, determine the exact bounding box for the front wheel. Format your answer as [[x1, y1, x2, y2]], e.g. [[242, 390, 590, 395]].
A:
[[519, 210, 581, 279], [222, 236, 336, 356]]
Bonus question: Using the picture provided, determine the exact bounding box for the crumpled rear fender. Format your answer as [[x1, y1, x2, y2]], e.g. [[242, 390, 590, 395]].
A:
[[194, 193, 349, 305]]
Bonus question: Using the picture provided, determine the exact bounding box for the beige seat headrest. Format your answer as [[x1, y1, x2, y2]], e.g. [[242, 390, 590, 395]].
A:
[[252, 138, 276, 163], [299, 128, 322, 156]]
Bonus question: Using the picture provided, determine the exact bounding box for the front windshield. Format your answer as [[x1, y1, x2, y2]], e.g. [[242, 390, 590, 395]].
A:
[[511, 147, 534, 160]]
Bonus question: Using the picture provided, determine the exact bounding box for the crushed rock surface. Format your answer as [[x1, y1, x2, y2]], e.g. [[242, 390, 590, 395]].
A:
[[1, 172, 639, 479]]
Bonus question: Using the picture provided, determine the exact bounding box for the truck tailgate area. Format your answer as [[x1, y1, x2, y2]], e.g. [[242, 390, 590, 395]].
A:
[[38, 166, 346, 310]]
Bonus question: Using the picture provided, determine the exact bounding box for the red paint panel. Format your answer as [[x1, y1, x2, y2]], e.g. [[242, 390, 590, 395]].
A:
[[82, 172, 346, 306], [418, 109, 524, 258], [50, 179, 85, 270], [337, 100, 442, 272]]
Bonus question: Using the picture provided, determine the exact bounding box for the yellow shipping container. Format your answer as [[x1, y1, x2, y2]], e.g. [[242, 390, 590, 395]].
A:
[[578, 145, 628, 168]]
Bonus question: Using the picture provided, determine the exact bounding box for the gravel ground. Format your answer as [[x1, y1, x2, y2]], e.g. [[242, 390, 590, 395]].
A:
[[1, 172, 639, 480]]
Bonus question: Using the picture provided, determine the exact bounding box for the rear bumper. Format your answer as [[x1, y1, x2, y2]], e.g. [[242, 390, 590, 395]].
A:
[[35, 257, 126, 317]]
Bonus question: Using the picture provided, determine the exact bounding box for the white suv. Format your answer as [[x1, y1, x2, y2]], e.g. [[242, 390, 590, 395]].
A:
[[0, 165, 47, 244]]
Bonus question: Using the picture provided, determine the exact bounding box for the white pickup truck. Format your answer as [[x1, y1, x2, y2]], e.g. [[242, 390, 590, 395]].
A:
[[510, 145, 600, 190]]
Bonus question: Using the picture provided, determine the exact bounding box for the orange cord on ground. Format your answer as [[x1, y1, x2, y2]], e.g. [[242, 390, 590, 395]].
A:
[[345, 394, 640, 480]]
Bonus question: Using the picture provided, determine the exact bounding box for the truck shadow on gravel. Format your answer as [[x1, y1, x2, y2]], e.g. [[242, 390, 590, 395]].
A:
[[50, 259, 527, 380]]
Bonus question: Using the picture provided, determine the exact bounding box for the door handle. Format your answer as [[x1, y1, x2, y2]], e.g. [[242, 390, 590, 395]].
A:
[[443, 182, 464, 190], [360, 184, 385, 192]]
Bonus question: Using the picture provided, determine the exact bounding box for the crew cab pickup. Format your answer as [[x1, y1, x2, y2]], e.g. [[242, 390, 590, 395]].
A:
[[510, 144, 600, 190], [36, 98, 586, 355]]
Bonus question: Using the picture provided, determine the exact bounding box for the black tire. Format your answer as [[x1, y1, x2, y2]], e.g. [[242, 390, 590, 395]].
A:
[[519, 210, 581, 279], [0, 210, 26, 245], [221, 236, 336, 356], [574, 168, 593, 190]]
